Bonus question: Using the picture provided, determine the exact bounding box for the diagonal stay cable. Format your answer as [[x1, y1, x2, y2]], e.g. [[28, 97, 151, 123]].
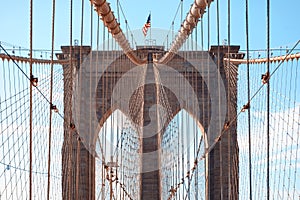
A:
[[168, 40, 300, 199], [247, 40, 299, 104], [0, 44, 64, 119], [117, 1, 138, 48], [162, 0, 184, 47]]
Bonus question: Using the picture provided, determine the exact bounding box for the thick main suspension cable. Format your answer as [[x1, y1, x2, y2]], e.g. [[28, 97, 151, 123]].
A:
[[158, 0, 213, 64], [91, 0, 146, 66]]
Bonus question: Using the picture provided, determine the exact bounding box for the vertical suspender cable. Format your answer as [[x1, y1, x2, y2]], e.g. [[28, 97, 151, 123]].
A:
[[75, 137, 80, 200], [75, 1, 84, 199], [195, 21, 197, 51], [227, 0, 231, 198], [266, 0, 270, 199], [201, 18, 203, 51], [245, 0, 252, 199], [176, 115, 179, 199], [101, 22, 106, 200], [68, 0, 73, 199], [200, 15, 204, 200], [95, 12, 104, 200], [180, 0, 183, 25], [182, 70, 186, 199], [216, 0, 223, 199], [172, 22, 174, 42], [207, 4, 210, 51], [108, 26, 113, 200], [116, 0, 120, 22], [194, 37, 198, 198], [191, 39, 197, 198], [205, 4, 210, 200], [89, 3, 94, 198], [47, 0, 56, 199], [29, 0, 33, 199]]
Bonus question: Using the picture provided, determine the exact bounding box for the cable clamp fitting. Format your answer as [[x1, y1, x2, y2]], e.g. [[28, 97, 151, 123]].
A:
[[241, 102, 250, 112], [30, 75, 38, 87], [224, 121, 230, 130], [70, 123, 76, 130], [261, 71, 270, 84], [50, 104, 59, 113]]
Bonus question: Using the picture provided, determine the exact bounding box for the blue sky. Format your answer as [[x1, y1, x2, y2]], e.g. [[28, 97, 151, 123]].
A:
[[0, 0, 299, 53]]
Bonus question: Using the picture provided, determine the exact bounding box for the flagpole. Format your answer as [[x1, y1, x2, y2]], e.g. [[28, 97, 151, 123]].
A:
[[149, 11, 152, 47], [144, 21, 146, 47], [144, 33, 146, 47]]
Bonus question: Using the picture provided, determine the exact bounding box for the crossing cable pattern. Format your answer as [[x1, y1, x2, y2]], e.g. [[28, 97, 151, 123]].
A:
[[78, 16, 144, 198], [237, 41, 300, 199], [46, 0, 56, 199], [96, 116, 141, 200], [0, 0, 300, 199], [0, 42, 64, 199], [3, 42, 299, 200], [161, 44, 300, 200]]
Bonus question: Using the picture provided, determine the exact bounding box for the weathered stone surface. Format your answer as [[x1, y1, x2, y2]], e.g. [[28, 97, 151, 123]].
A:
[[59, 45, 241, 200]]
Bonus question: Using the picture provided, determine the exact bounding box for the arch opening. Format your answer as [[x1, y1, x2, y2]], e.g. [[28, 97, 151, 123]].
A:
[[95, 109, 141, 199], [160, 109, 206, 199]]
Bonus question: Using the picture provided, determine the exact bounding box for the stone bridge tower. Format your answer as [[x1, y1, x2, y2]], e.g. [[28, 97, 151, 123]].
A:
[[57, 45, 243, 199]]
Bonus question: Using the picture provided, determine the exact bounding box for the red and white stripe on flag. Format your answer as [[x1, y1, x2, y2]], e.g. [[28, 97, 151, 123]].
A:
[[142, 14, 151, 36]]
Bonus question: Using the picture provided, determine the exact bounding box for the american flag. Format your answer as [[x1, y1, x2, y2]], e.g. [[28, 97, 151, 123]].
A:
[[142, 14, 151, 36]]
